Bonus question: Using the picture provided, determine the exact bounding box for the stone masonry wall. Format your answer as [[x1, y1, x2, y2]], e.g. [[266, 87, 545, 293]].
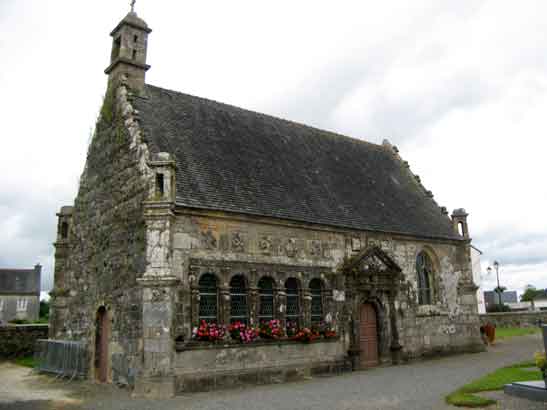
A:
[[0, 324, 48, 358], [480, 312, 547, 328], [50, 81, 154, 386], [170, 210, 483, 371]]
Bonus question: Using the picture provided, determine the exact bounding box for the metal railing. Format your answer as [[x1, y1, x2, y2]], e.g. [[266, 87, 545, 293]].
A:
[[35, 339, 88, 379]]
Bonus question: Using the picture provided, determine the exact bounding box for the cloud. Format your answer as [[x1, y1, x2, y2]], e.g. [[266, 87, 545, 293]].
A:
[[1, 0, 546, 296]]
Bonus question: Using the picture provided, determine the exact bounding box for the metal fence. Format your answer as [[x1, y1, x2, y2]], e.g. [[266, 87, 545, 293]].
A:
[[35, 339, 88, 379]]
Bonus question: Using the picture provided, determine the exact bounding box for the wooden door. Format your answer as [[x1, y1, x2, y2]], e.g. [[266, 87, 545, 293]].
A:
[[95, 307, 108, 382], [359, 303, 379, 368]]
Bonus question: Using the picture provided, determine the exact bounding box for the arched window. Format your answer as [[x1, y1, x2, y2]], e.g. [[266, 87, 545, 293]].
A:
[[285, 278, 300, 327], [309, 278, 323, 324], [258, 276, 275, 323], [198, 273, 218, 323], [230, 275, 248, 324], [416, 252, 434, 305]]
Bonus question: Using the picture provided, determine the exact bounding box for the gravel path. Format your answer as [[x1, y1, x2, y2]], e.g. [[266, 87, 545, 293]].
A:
[[0, 333, 543, 410]]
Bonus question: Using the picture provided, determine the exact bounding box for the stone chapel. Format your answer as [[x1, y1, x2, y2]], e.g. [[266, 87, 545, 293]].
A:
[[49, 9, 484, 397]]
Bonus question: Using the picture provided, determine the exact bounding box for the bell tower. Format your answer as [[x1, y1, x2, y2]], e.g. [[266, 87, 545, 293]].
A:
[[104, 2, 152, 91]]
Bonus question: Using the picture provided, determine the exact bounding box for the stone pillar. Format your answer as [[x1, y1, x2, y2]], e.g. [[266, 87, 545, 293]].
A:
[[302, 288, 312, 328], [50, 206, 73, 338], [135, 276, 179, 398], [276, 289, 287, 330], [387, 291, 402, 364], [219, 285, 231, 324], [249, 288, 259, 326], [134, 158, 179, 398]]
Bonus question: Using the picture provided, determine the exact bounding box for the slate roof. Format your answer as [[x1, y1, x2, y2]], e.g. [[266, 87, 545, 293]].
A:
[[0, 266, 41, 295], [134, 84, 462, 240]]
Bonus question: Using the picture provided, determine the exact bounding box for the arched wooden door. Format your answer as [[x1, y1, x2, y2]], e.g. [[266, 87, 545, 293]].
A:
[[95, 306, 108, 382], [359, 303, 379, 368]]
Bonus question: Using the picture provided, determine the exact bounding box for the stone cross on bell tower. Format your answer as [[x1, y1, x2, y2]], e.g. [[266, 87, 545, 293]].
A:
[[104, 3, 152, 91]]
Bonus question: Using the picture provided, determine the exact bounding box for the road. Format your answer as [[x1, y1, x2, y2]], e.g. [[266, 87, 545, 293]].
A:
[[0, 333, 543, 410]]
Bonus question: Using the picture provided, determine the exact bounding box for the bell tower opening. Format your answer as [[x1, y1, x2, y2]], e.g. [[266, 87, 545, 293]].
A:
[[104, 3, 152, 91]]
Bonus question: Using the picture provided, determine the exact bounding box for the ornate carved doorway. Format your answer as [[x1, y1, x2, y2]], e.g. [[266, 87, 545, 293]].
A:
[[95, 306, 108, 382], [359, 303, 379, 368]]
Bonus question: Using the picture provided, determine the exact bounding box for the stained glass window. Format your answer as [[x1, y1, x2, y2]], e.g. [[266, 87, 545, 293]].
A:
[[230, 275, 248, 324], [310, 278, 323, 324], [258, 277, 275, 322], [416, 252, 433, 305], [285, 277, 300, 326], [198, 273, 218, 323]]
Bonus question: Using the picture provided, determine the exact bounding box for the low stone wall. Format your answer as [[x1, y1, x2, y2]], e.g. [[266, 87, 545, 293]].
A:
[[479, 312, 547, 328], [0, 324, 49, 358], [173, 339, 346, 393]]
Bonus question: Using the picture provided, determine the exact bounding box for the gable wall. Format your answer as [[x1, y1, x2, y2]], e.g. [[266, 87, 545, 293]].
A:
[[50, 83, 153, 385]]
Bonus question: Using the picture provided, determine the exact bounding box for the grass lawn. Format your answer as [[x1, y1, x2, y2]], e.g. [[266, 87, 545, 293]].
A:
[[495, 327, 541, 340], [13, 356, 37, 368], [446, 360, 542, 407]]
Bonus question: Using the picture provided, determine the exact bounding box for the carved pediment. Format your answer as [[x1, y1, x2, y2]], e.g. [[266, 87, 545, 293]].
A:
[[341, 246, 402, 291]]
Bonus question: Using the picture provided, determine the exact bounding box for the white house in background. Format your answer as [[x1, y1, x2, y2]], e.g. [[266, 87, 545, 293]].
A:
[[530, 291, 547, 311], [470, 245, 486, 314]]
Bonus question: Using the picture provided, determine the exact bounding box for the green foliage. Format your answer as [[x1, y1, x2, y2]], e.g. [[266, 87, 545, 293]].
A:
[[39, 300, 50, 320], [445, 392, 495, 407], [496, 327, 541, 339], [521, 285, 545, 302], [534, 352, 546, 370], [14, 356, 36, 368], [445, 360, 541, 407], [486, 303, 511, 312], [100, 85, 115, 124], [8, 319, 30, 325]]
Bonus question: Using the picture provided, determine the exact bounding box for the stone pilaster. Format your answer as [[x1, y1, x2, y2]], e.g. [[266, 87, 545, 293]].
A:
[[50, 206, 73, 338], [302, 289, 312, 328], [276, 290, 287, 330], [135, 162, 179, 398], [219, 285, 231, 324], [134, 276, 179, 398], [248, 288, 259, 326]]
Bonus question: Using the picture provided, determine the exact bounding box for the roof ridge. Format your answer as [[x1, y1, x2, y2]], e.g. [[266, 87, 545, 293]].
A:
[[141, 83, 385, 150]]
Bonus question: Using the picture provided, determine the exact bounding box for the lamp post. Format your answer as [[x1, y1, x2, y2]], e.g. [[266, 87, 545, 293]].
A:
[[494, 261, 501, 308], [487, 261, 502, 309]]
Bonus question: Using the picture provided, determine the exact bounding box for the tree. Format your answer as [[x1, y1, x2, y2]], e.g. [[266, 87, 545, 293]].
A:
[[39, 300, 50, 320], [521, 285, 544, 302]]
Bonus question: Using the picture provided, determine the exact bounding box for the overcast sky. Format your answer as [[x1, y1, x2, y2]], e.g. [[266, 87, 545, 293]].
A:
[[1, 1, 546, 298]]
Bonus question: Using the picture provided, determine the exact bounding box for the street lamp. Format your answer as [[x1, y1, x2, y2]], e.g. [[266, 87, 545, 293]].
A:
[[492, 261, 502, 309], [486, 262, 503, 310]]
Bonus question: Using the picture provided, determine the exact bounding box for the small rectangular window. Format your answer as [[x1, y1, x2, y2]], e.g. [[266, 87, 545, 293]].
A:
[[133, 35, 138, 43], [132, 49, 137, 60], [156, 173, 165, 197]]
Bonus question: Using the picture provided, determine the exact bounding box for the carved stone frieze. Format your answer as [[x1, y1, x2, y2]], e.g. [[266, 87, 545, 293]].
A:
[[285, 238, 297, 257], [231, 232, 245, 252], [200, 229, 217, 250], [258, 236, 272, 254], [310, 240, 322, 256]]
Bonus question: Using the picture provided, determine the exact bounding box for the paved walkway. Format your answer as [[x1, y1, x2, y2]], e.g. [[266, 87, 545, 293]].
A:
[[0, 334, 544, 410]]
